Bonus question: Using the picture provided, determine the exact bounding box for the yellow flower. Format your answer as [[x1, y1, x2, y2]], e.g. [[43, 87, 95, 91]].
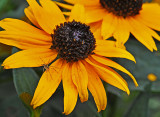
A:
[[147, 73, 157, 82], [0, 0, 138, 115], [57, 0, 160, 51]]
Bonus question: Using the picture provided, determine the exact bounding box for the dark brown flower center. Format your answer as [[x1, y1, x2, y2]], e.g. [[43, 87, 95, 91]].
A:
[[100, 0, 143, 18], [51, 20, 96, 62]]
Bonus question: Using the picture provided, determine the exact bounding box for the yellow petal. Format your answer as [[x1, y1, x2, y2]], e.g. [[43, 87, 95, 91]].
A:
[[72, 61, 88, 102], [2, 48, 57, 69], [27, 0, 65, 34], [127, 17, 157, 51], [96, 40, 116, 47], [113, 17, 130, 46], [69, 4, 86, 23], [85, 8, 106, 23], [24, 6, 41, 28], [39, 0, 65, 23], [0, 30, 51, 44], [0, 18, 43, 33], [101, 13, 118, 39], [86, 58, 130, 94], [95, 45, 136, 62], [83, 61, 107, 112], [62, 63, 78, 115], [138, 8, 160, 31], [31, 59, 64, 108], [91, 55, 138, 87], [136, 15, 160, 41]]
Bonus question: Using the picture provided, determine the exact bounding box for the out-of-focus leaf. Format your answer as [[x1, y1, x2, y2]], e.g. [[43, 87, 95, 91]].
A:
[[0, 0, 9, 12], [124, 83, 151, 117], [0, 95, 28, 117], [117, 39, 160, 92], [0, 82, 16, 99]]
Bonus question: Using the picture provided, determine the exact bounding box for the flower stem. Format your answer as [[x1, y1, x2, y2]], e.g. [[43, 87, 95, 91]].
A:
[[30, 110, 41, 117]]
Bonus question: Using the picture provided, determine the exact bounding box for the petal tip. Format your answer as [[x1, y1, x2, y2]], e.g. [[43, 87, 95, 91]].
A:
[[2, 65, 10, 69], [127, 90, 130, 95]]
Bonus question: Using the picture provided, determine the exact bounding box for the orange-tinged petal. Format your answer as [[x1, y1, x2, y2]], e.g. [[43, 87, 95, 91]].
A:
[[127, 17, 157, 51], [101, 13, 118, 39], [91, 55, 138, 87], [24, 6, 41, 28], [86, 59, 130, 94], [0, 38, 51, 50], [113, 17, 130, 47], [0, 31, 51, 43], [0, 29, 52, 49], [2, 48, 57, 69], [27, 0, 65, 34], [63, 12, 71, 16], [31, 59, 64, 108], [64, 0, 99, 6], [72, 61, 88, 102], [95, 45, 136, 62], [69, 4, 85, 23], [83, 61, 107, 112], [90, 21, 103, 40], [89, 21, 102, 33], [62, 63, 78, 115], [55, 1, 73, 10]]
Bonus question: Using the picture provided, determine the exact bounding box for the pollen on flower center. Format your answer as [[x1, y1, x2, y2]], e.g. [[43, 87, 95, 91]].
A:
[[100, 0, 143, 18], [51, 20, 96, 62]]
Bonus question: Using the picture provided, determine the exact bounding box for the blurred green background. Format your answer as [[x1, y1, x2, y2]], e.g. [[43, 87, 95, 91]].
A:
[[0, 0, 160, 117]]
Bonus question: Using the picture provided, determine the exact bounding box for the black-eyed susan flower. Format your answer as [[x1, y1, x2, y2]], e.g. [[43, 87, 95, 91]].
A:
[[57, 0, 160, 51], [0, 0, 138, 115]]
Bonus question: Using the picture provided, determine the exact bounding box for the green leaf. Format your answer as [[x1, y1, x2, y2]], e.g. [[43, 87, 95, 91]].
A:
[[117, 40, 160, 92], [13, 67, 39, 96], [124, 83, 151, 117]]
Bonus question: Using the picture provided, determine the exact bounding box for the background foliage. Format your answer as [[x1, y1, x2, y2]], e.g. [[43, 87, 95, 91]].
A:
[[0, 0, 160, 117]]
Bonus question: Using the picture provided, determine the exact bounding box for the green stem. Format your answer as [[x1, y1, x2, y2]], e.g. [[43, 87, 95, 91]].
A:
[[30, 110, 41, 117]]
